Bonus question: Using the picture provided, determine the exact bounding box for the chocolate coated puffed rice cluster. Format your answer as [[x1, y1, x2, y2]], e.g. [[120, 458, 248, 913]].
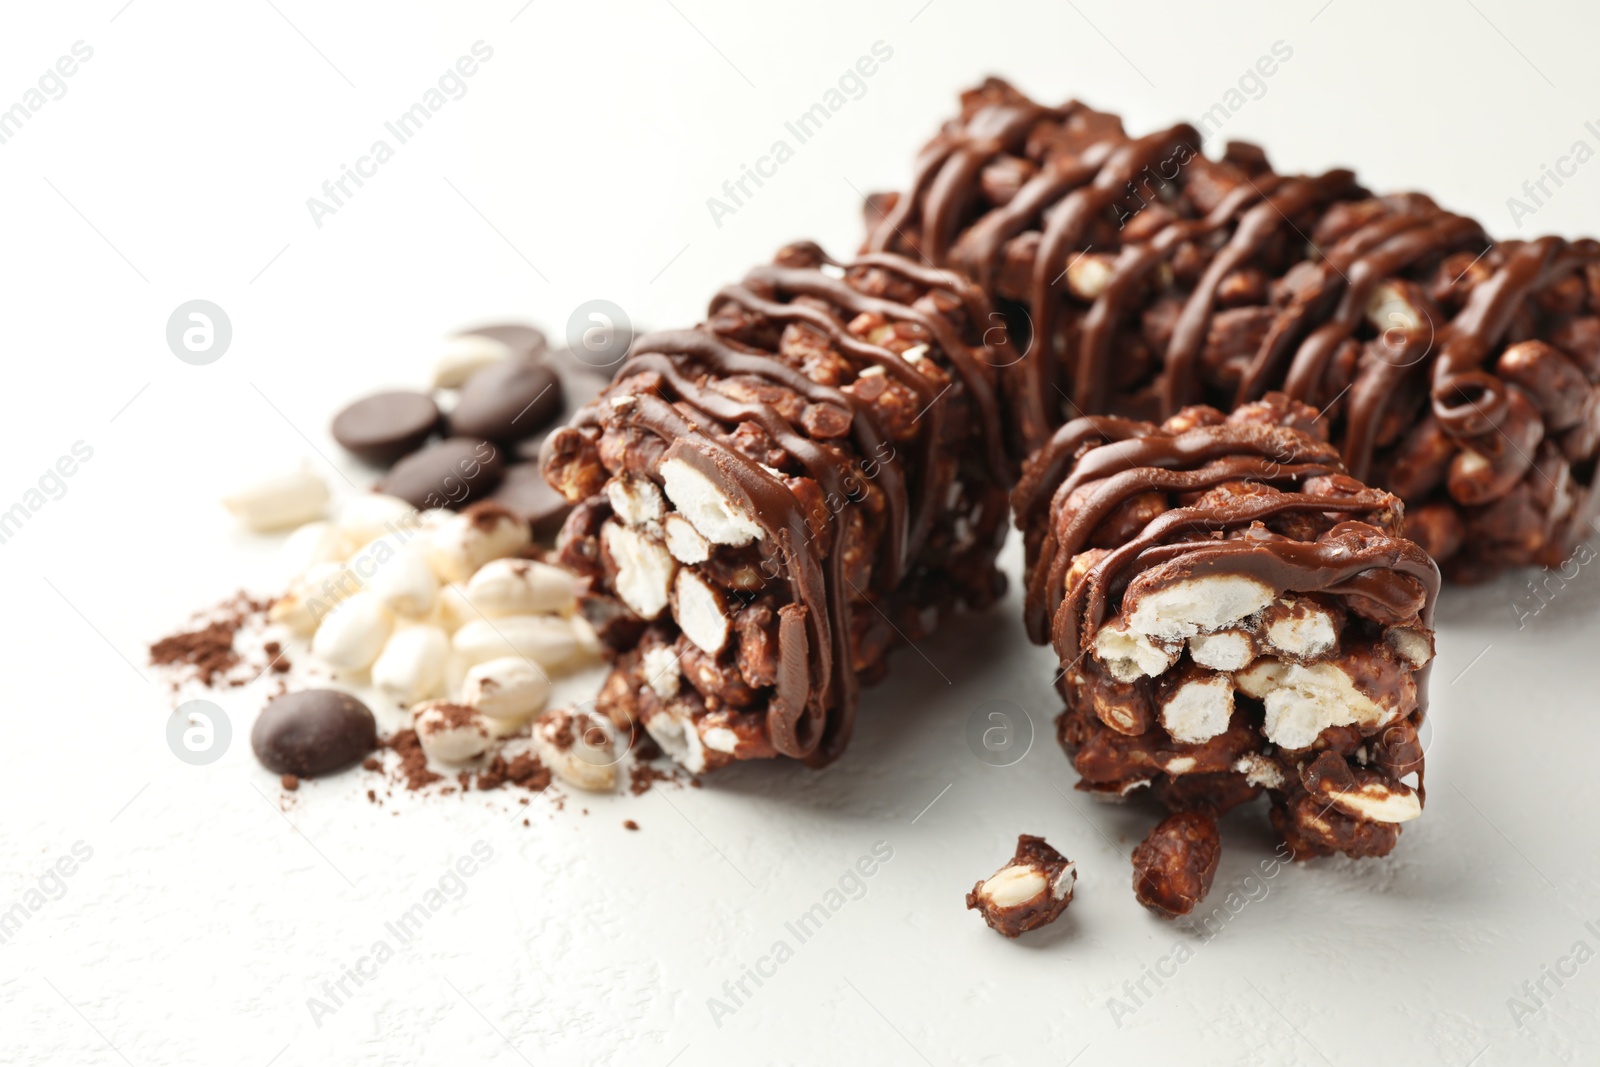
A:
[[865, 77, 1600, 581], [543, 242, 1014, 770], [967, 834, 1077, 937], [1012, 394, 1439, 907]]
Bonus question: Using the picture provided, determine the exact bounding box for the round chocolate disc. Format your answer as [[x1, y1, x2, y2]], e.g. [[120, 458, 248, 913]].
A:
[[448, 360, 563, 444], [251, 689, 376, 778], [331, 390, 441, 465], [379, 436, 504, 510]]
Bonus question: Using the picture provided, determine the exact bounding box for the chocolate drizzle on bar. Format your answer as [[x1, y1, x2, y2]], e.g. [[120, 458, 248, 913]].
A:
[[1015, 411, 1440, 665], [546, 243, 1012, 767], [867, 77, 1600, 580]]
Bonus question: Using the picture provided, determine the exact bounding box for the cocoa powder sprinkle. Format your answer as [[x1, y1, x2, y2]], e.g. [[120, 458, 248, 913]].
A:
[[382, 729, 445, 791], [148, 592, 273, 688]]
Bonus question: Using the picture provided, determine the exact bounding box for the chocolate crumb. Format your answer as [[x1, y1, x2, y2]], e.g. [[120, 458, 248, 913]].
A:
[[629, 762, 677, 796], [263, 640, 291, 672], [479, 751, 552, 793], [382, 729, 445, 791], [280, 774, 300, 792], [623, 820, 639, 831]]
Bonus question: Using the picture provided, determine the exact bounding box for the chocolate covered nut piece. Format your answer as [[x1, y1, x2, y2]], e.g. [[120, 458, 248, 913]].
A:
[[251, 689, 377, 777], [449, 360, 563, 444], [1014, 400, 1439, 901], [1299, 751, 1422, 824], [331, 390, 441, 465], [867, 78, 1600, 582], [966, 835, 1076, 938], [1131, 812, 1221, 919], [1270, 792, 1401, 860], [380, 437, 504, 510], [544, 242, 1012, 769]]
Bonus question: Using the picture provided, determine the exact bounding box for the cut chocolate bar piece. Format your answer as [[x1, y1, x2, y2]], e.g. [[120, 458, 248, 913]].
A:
[[543, 242, 1014, 769], [967, 834, 1076, 937], [865, 77, 1600, 581], [1012, 395, 1438, 900]]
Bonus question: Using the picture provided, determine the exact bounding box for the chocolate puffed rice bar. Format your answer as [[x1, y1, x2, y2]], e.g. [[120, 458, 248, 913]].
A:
[[543, 243, 1014, 770], [1012, 394, 1438, 903]]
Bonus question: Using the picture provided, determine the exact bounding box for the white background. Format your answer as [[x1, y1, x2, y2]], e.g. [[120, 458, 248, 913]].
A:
[[2, 1, 1599, 1064]]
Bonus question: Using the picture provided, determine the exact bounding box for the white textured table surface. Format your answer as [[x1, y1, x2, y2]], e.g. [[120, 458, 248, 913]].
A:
[[4, 2, 1600, 1064]]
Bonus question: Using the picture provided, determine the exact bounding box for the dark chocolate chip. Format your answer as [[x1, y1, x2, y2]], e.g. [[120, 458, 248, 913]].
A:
[[490, 463, 572, 540], [448, 360, 563, 443], [251, 689, 376, 778], [380, 436, 504, 510], [457, 323, 547, 362], [331, 390, 441, 465]]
